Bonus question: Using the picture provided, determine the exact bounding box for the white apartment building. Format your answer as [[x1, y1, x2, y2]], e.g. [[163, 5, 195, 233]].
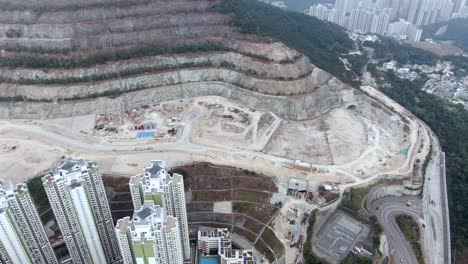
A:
[[453, 0, 468, 17], [129, 160, 190, 260], [308, 4, 335, 20], [0, 183, 58, 264], [387, 19, 423, 41], [198, 227, 255, 264], [42, 158, 122, 264], [305, 0, 462, 41], [115, 201, 184, 264], [407, 0, 453, 25]]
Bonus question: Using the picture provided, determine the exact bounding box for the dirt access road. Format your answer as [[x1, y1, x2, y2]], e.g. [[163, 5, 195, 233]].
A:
[[361, 85, 450, 264]]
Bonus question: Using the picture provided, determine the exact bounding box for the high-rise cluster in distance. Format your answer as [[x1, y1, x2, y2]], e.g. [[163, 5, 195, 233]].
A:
[[305, 0, 467, 41]]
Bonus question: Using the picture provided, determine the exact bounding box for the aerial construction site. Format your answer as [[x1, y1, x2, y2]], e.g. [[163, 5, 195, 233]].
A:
[[0, 0, 451, 264]]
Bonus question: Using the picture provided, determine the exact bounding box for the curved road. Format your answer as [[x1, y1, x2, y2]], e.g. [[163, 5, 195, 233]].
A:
[[369, 196, 423, 264], [0, 84, 450, 263], [362, 85, 451, 264]]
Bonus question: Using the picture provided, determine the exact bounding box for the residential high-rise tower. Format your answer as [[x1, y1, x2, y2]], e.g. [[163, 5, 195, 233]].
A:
[[115, 201, 184, 264], [0, 182, 58, 264], [129, 160, 190, 260], [42, 158, 122, 264]]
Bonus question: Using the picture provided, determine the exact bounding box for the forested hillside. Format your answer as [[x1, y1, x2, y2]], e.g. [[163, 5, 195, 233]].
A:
[[216, 0, 356, 84], [364, 38, 439, 65], [219, 0, 468, 254], [369, 66, 468, 250], [423, 18, 468, 51]]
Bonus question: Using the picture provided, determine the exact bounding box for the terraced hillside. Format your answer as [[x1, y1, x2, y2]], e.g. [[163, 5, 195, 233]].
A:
[[0, 2, 429, 263], [173, 163, 285, 263], [0, 0, 362, 120]]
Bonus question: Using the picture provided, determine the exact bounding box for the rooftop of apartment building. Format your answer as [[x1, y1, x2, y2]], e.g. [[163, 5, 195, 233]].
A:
[[145, 160, 166, 178], [129, 174, 143, 186], [0, 181, 31, 204], [58, 158, 87, 174], [164, 215, 178, 229], [133, 201, 165, 224], [44, 158, 97, 188], [198, 227, 230, 239], [116, 216, 134, 232], [116, 200, 179, 243]]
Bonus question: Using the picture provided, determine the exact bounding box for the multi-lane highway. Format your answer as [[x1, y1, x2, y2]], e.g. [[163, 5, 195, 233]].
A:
[[422, 132, 451, 264], [362, 85, 451, 264], [369, 196, 423, 264]]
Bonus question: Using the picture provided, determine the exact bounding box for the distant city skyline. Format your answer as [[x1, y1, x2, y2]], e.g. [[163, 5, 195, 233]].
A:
[[283, 0, 468, 41]]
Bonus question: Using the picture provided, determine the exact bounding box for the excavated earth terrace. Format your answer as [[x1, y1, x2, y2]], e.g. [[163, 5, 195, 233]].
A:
[[0, 2, 417, 263], [0, 0, 363, 121]]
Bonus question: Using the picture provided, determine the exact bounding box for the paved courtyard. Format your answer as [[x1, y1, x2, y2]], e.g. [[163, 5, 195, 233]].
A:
[[315, 211, 366, 261], [213, 201, 233, 214]]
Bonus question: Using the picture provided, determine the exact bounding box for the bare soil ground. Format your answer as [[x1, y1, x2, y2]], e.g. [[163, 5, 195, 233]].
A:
[[0, 138, 63, 183], [264, 108, 366, 165], [406, 41, 463, 56], [191, 97, 280, 150], [173, 163, 278, 193], [455, 248, 468, 264], [44, 96, 279, 150]]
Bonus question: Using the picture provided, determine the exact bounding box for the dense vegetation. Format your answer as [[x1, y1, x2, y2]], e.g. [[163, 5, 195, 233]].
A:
[[303, 209, 328, 263], [370, 215, 383, 249], [448, 55, 468, 77], [0, 43, 231, 68], [26, 176, 50, 214], [364, 38, 439, 65], [345, 53, 368, 78], [396, 215, 424, 264], [423, 18, 468, 51], [371, 68, 468, 251], [342, 186, 370, 211], [216, 0, 357, 85], [340, 254, 372, 264]]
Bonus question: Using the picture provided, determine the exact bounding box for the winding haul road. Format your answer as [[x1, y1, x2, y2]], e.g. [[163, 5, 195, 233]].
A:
[[369, 196, 423, 264], [0, 84, 451, 264], [362, 85, 451, 264]]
